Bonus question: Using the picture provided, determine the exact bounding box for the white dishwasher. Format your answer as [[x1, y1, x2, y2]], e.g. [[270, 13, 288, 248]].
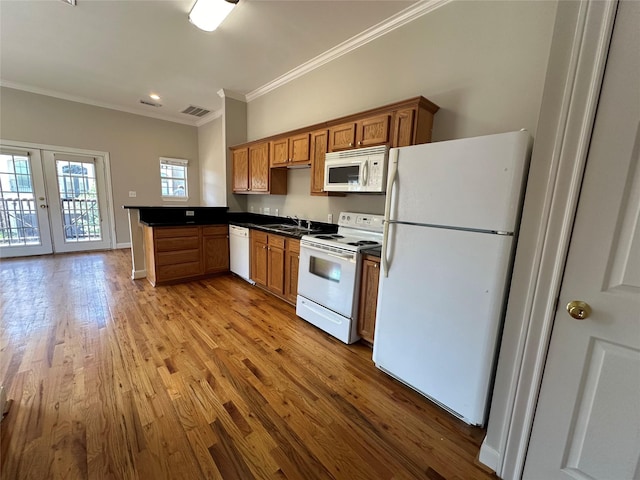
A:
[[229, 225, 254, 284]]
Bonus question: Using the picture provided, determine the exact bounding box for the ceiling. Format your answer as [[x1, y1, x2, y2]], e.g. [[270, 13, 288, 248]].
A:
[[0, 0, 420, 126]]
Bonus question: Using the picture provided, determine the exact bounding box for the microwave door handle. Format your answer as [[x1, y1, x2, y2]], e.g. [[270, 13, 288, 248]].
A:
[[362, 160, 369, 186]]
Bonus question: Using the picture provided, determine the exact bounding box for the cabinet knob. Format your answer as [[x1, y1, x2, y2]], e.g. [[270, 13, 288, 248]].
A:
[[349, 142, 353, 147], [374, 263, 378, 268], [358, 141, 362, 146]]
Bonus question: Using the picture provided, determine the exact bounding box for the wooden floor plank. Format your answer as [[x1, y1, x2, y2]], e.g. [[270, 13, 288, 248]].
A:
[[1, 250, 497, 479]]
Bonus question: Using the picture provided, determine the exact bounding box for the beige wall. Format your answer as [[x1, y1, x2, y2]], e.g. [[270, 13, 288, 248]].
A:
[[199, 115, 225, 206], [244, 0, 557, 221], [0, 87, 199, 245]]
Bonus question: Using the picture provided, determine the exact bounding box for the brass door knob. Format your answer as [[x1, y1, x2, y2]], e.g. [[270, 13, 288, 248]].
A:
[[566, 300, 592, 320]]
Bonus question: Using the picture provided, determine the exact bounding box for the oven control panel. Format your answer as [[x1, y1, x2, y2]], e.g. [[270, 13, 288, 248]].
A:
[[338, 212, 384, 232]]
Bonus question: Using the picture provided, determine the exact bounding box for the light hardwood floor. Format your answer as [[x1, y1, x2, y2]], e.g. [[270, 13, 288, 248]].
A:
[[0, 249, 496, 479]]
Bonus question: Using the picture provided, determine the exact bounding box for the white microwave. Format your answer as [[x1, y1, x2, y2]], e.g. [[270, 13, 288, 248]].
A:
[[323, 145, 389, 193]]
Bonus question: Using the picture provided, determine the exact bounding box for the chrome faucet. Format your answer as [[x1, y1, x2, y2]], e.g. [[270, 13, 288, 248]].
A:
[[306, 219, 312, 230], [287, 215, 302, 228]]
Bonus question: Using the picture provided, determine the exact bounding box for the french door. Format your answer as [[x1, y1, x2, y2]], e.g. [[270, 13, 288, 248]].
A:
[[0, 144, 112, 258]]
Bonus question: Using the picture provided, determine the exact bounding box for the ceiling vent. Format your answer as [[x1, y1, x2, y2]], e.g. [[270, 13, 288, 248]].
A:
[[181, 105, 211, 117], [140, 99, 162, 108]]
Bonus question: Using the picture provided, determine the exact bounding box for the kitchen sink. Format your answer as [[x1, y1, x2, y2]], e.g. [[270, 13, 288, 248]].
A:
[[257, 223, 319, 235]]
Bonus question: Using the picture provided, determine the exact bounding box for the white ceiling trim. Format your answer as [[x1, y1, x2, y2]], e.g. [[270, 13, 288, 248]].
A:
[[245, 0, 453, 103], [0, 79, 199, 127]]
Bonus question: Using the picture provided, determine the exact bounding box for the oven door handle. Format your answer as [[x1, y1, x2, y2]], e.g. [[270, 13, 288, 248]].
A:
[[301, 244, 357, 263]]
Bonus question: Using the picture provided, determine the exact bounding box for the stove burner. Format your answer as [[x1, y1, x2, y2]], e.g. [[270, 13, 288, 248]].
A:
[[346, 240, 380, 246], [314, 234, 344, 240]]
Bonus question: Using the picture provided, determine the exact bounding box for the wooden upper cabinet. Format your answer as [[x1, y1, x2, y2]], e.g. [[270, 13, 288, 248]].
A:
[[356, 114, 391, 148], [270, 138, 289, 167], [392, 108, 416, 147], [231, 96, 439, 194], [249, 142, 270, 192], [329, 114, 391, 152], [310, 129, 329, 195], [232, 148, 249, 192], [289, 133, 311, 165], [328, 122, 357, 151], [270, 133, 311, 167]]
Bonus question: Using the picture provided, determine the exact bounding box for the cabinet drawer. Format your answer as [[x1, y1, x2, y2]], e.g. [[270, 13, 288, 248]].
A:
[[155, 227, 199, 238], [286, 238, 300, 253], [203, 225, 228, 236], [156, 236, 200, 252], [156, 261, 202, 281], [156, 249, 200, 266], [268, 235, 285, 249], [252, 230, 268, 243]]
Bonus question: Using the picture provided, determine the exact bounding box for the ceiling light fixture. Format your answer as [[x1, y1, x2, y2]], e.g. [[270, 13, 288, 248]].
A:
[[189, 0, 238, 32], [150, 93, 161, 101]]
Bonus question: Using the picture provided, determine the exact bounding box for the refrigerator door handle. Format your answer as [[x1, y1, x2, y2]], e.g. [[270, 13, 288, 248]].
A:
[[382, 149, 399, 277]]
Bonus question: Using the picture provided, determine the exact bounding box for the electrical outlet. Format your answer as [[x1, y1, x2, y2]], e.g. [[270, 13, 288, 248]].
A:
[[275, 208, 279, 217], [264, 207, 270, 215], [128, 191, 136, 198], [328, 213, 333, 223]]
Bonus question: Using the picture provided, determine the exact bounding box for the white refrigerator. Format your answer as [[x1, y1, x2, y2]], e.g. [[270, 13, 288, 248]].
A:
[[372, 130, 530, 426]]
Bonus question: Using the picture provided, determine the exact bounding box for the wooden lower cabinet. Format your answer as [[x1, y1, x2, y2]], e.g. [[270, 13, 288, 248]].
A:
[[144, 224, 229, 286], [284, 238, 300, 303], [251, 230, 300, 305], [267, 235, 285, 296], [357, 255, 381, 345], [203, 226, 230, 274]]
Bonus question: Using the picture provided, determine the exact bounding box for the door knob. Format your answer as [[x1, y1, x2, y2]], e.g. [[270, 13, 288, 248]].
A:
[[566, 300, 592, 320]]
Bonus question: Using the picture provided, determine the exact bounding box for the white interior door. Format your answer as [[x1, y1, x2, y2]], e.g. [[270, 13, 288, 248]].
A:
[[0, 146, 53, 257], [42, 150, 112, 253], [523, 2, 640, 478]]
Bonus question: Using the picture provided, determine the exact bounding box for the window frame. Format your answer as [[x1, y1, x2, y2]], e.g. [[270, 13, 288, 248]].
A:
[[159, 157, 189, 201]]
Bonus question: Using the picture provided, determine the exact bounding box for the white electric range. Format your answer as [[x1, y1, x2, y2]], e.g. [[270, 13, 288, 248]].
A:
[[296, 212, 384, 344]]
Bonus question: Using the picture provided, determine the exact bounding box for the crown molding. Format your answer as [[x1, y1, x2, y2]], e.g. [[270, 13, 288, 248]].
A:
[[246, 0, 452, 102], [217, 88, 245, 102], [0, 80, 200, 127], [194, 108, 224, 127]]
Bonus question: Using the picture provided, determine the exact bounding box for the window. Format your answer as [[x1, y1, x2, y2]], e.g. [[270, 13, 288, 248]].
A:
[[160, 157, 188, 200]]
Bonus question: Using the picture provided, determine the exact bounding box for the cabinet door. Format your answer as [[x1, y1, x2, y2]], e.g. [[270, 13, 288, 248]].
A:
[[251, 232, 268, 287], [392, 108, 416, 147], [267, 235, 285, 295], [328, 122, 356, 151], [357, 258, 380, 344], [203, 227, 229, 274], [310, 129, 329, 194], [289, 133, 311, 165], [270, 138, 289, 167], [249, 143, 270, 192], [232, 148, 249, 192], [356, 114, 391, 148], [284, 239, 300, 303]]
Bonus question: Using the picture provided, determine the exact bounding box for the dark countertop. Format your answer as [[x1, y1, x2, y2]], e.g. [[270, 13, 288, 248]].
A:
[[126, 206, 337, 239], [361, 246, 382, 258]]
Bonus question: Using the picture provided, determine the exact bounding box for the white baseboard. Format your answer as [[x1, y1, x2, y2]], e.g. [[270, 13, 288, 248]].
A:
[[116, 242, 132, 249], [131, 269, 147, 280], [479, 440, 500, 472]]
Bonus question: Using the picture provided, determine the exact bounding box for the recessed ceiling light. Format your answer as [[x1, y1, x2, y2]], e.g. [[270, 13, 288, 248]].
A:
[[60, 0, 76, 5], [150, 93, 161, 101]]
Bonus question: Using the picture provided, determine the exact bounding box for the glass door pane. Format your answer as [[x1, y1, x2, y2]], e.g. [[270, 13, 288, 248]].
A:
[[55, 159, 102, 243], [43, 150, 112, 253], [0, 148, 53, 257]]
